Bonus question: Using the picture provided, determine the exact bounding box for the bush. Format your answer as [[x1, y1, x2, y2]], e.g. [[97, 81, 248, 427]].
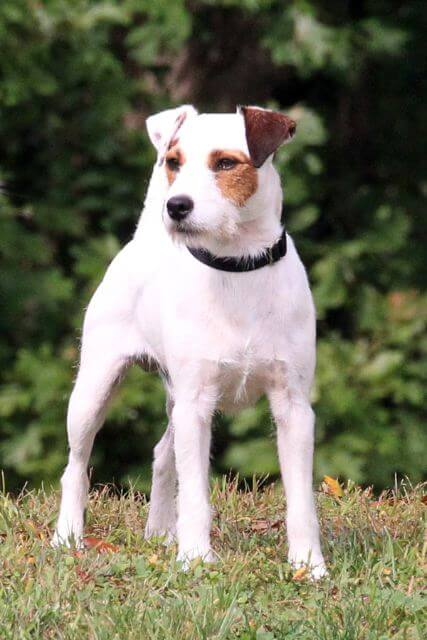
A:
[[0, 0, 425, 491]]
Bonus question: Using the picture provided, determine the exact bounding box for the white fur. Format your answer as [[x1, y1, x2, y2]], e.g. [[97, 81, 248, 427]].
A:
[[53, 105, 326, 578]]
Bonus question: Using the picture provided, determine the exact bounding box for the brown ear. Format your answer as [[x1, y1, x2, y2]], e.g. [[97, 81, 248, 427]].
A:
[[240, 106, 296, 168]]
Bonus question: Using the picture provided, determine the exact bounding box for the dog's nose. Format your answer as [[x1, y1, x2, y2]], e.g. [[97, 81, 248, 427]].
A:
[[166, 195, 194, 221]]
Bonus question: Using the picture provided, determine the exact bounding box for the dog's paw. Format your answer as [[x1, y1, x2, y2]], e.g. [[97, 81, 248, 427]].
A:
[[308, 562, 328, 580], [177, 548, 216, 571], [290, 558, 328, 581], [144, 524, 176, 546], [51, 524, 84, 550], [288, 547, 328, 581]]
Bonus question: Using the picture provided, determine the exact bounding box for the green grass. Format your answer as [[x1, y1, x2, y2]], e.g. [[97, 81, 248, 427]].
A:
[[0, 477, 425, 639]]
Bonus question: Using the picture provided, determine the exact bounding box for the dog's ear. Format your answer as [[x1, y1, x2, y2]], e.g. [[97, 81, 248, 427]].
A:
[[239, 106, 296, 168], [146, 105, 198, 156]]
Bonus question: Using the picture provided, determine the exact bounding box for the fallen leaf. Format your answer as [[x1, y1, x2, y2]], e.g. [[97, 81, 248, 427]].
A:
[[292, 567, 308, 581], [76, 567, 93, 584], [421, 495, 427, 506], [251, 520, 270, 532], [83, 536, 119, 553], [323, 476, 343, 498], [251, 519, 283, 533], [148, 554, 159, 566]]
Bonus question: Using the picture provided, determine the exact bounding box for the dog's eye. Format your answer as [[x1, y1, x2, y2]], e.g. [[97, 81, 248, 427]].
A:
[[215, 157, 237, 171], [166, 157, 180, 172]]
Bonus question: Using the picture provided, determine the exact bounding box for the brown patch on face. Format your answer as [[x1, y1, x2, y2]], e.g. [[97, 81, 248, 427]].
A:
[[165, 146, 185, 185], [208, 149, 258, 207]]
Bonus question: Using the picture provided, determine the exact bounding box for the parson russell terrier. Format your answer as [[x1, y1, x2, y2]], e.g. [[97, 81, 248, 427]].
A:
[[52, 105, 327, 578]]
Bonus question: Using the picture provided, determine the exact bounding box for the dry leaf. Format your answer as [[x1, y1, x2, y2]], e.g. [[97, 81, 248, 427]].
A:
[[292, 567, 308, 581], [251, 519, 283, 533], [251, 520, 270, 532], [76, 567, 93, 584], [323, 476, 343, 498], [83, 536, 119, 553], [148, 554, 159, 566]]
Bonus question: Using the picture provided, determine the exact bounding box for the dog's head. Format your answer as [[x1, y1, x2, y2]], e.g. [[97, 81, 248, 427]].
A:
[[146, 105, 296, 248]]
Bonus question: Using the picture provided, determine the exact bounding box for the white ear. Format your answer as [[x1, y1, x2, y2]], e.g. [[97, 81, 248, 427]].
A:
[[146, 105, 198, 154]]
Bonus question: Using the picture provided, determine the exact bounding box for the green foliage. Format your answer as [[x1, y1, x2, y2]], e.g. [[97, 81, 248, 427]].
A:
[[0, 0, 426, 490]]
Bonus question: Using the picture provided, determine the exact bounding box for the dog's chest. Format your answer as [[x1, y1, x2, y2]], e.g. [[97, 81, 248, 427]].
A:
[[162, 268, 288, 362]]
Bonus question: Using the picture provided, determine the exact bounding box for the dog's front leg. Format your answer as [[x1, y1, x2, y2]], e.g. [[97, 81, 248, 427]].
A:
[[172, 384, 216, 566], [53, 337, 128, 548], [268, 387, 326, 579]]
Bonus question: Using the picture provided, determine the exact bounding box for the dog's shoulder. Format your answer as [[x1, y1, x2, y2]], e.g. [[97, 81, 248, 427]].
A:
[[83, 241, 142, 329]]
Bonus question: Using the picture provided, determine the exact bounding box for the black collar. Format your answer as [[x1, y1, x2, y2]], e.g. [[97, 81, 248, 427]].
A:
[[187, 226, 287, 273]]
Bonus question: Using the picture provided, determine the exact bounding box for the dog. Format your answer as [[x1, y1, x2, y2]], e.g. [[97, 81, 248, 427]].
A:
[[53, 105, 327, 578]]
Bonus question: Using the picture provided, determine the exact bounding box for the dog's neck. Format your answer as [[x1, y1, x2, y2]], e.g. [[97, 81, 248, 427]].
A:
[[194, 209, 284, 259]]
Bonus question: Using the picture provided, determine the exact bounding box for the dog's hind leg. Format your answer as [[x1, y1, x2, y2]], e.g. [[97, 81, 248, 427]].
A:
[[145, 394, 177, 543], [52, 333, 128, 548], [268, 382, 326, 579]]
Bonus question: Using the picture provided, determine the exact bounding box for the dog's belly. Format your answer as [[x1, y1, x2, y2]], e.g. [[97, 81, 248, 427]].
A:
[[216, 361, 268, 413]]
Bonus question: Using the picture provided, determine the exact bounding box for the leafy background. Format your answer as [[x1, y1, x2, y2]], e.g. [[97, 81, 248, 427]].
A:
[[0, 0, 425, 492]]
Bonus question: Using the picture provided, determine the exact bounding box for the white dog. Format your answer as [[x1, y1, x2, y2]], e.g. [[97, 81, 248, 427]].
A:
[[53, 105, 326, 578]]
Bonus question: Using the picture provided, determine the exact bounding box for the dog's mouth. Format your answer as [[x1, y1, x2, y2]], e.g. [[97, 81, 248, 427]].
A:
[[168, 225, 202, 243], [174, 224, 199, 236], [164, 217, 203, 239], [166, 223, 212, 251]]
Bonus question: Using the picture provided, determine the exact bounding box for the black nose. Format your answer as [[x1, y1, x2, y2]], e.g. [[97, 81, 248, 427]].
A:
[[167, 195, 194, 221]]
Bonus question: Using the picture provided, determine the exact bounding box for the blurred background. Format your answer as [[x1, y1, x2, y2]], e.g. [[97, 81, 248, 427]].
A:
[[0, 0, 426, 493]]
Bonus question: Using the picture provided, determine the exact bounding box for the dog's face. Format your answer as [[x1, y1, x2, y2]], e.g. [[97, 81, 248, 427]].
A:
[[146, 106, 296, 247]]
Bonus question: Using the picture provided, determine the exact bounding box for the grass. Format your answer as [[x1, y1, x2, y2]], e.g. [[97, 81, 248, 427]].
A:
[[0, 476, 425, 639]]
